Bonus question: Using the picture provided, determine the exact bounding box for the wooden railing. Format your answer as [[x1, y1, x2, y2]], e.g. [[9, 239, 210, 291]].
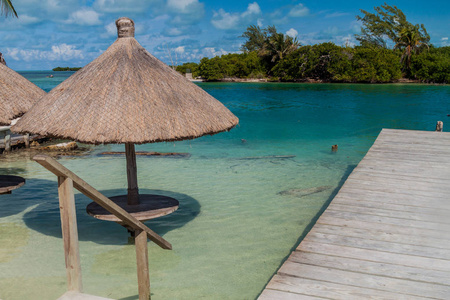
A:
[[33, 155, 171, 300]]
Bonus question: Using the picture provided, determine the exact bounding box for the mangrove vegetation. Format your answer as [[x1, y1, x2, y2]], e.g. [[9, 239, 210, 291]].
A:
[[177, 4, 449, 84]]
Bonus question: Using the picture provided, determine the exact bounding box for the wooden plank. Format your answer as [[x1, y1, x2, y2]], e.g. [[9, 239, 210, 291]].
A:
[[33, 155, 172, 250], [262, 274, 424, 300], [304, 232, 450, 260], [334, 188, 448, 207], [298, 241, 450, 272], [277, 262, 450, 298], [311, 224, 450, 250], [258, 288, 325, 300], [327, 202, 450, 224], [332, 196, 450, 215], [135, 229, 151, 300], [321, 210, 450, 232], [58, 176, 83, 293], [317, 215, 448, 240], [289, 251, 450, 286]]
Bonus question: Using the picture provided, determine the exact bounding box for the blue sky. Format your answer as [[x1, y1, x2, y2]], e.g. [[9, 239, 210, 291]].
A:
[[1, 0, 449, 70]]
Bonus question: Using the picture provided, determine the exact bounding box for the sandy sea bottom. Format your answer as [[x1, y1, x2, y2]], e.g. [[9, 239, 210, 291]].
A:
[[1, 77, 449, 299]]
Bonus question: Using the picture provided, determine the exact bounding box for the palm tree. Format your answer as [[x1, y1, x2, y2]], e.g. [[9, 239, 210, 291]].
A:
[[394, 24, 429, 70], [1, 0, 17, 17], [264, 26, 300, 63]]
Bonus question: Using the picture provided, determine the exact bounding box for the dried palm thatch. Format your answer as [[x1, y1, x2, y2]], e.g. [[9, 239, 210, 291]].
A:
[[0, 63, 46, 125], [13, 18, 238, 144]]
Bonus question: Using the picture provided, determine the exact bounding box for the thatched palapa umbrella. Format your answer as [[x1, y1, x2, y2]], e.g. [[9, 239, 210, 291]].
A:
[[0, 62, 46, 125], [13, 17, 238, 221]]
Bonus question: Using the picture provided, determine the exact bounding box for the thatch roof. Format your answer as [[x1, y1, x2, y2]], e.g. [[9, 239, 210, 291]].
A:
[[13, 17, 238, 144], [0, 63, 46, 125]]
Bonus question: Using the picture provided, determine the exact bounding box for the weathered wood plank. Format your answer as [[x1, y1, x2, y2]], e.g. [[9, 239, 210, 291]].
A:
[[332, 196, 450, 215], [262, 274, 424, 300], [278, 262, 450, 298], [58, 176, 83, 293], [327, 202, 450, 224], [317, 215, 449, 240], [304, 232, 450, 260], [135, 229, 150, 300], [298, 241, 450, 272], [258, 288, 324, 300], [311, 224, 450, 250], [289, 251, 450, 286]]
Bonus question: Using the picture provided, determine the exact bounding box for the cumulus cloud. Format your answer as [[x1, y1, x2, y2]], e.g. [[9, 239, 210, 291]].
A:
[[289, 3, 309, 17], [6, 44, 84, 62], [67, 8, 102, 26], [286, 28, 298, 38], [211, 2, 261, 30], [442, 37, 449, 46]]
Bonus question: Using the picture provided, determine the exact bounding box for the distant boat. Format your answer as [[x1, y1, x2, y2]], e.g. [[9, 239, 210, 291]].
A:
[[46, 75, 54, 78]]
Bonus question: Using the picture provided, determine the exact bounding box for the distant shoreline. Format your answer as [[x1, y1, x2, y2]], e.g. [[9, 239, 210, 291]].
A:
[[194, 77, 440, 84]]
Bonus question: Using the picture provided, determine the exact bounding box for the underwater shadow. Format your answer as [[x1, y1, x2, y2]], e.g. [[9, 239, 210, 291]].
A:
[[256, 164, 356, 298], [22, 184, 201, 245], [0, 178, 55, 218]]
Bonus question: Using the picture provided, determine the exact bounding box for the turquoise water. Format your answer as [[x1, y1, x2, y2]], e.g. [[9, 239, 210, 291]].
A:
[[1, 73, 449, 299]]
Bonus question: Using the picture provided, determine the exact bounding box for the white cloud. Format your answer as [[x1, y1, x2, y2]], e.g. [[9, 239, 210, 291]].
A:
[[286, 28, 298, 38], [289, 3, 309, 17], [242, 2, 261, 17], [67, 8, 102, 26], [93, 0, 154, 13], [211, 9, 240, 30], [442, 37, 449, 46], [174, 46, 185, 54], [211, 2, 262, 30], [442, 37, 448, 41], [6, 44, 84, 62]]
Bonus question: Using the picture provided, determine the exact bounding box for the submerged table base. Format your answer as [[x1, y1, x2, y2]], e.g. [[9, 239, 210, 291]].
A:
[[0, 175, 25, 194], [86, 194, 179, 224]]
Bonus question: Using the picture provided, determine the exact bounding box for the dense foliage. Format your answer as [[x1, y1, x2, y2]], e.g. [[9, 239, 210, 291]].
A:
[[52, 67, 82, 71], [178, 5, 447, 84]]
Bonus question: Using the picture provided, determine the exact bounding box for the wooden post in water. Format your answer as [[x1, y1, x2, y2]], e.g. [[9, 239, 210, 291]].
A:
[[126, 143, 140, 205], [58, 176, 83, 292], [436, 121, 443, 132], [4, 133, 11, 152], [135, 229, 151, 300], [24, 134, 30, 148]]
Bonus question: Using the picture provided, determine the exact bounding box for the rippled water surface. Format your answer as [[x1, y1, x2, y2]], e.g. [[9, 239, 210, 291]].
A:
[[1, 73, 449, 299]]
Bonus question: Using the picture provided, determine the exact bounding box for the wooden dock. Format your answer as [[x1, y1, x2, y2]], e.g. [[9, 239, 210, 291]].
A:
[[259, 129, 450, 299]]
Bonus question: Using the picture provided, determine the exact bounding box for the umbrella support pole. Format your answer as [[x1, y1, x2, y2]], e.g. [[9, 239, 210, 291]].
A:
[[126, 143, 140, 205]]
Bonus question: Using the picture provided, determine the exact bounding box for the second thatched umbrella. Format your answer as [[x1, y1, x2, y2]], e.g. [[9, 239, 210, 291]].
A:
[[0, 62, 46, 126], [13, 17, 238, 222]]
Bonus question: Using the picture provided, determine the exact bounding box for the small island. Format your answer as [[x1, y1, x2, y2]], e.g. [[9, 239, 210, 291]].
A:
[[52, 66, 82, 71]]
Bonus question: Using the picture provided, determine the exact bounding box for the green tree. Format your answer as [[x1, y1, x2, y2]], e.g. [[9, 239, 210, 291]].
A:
[[410, 46, 450, 83], [241, 25, 300, 73], [265, 26, 300, 63], [394, 24, 429, 71], [355, 4, 429, 49], [1, 0, 17, 17], [240, 25, 267, 54]]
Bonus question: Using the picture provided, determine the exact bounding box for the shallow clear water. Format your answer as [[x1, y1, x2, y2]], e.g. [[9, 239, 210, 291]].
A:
[[1, 74, 449, 299]]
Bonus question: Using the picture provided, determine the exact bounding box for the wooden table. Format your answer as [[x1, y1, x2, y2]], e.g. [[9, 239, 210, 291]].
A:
[[86, 194, 179, 224], [0, 175, 26, 194]]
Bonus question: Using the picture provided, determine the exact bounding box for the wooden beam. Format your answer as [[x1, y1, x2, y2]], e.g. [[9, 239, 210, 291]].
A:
[[33, 154, 172, 250], [135, 229, 151, 300], [58, 176, 83, 292]]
